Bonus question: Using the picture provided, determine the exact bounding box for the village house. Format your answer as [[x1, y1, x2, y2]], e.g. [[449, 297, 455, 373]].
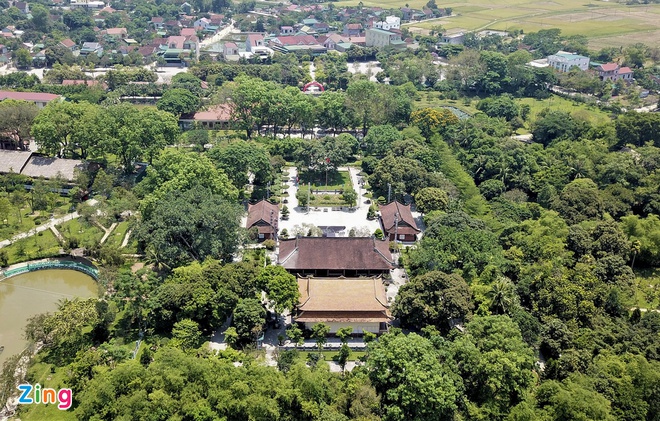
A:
[[179, 104, 231, 130], [0, 90, 61, 108], [151, 17, 164, 30], [102, 27, 128, 40], [223, 42, 239, 57], [245, 33, 265, 52], [596, 62, 634, 82], [343, 23, 363, 37], [269, 35, 326, 55], [0, 150, 85, 182], [547, 51, 590, 72], [278, 236, 395, 277], [365, 28, 405, 48], [294, 277, 391, 335], [379, 201, 420, 242], [246, 200, 279, 241], [280, 26, 295, 35], [79, 42, 103, 56], [373, 16, 401, 31], [59, 38, 77, 52]]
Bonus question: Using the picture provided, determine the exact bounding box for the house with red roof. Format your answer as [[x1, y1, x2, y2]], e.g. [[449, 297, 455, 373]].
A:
[[0, 90, 61, 108], [596, 63, 634, 82]]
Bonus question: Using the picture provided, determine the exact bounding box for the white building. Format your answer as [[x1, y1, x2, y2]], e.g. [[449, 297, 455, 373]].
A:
[[366, 28, 404, 48], [547, 51, 590, 72], [373, 16, 401, 31]]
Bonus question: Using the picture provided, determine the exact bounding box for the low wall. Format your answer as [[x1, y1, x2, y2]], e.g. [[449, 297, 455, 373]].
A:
[[0, 259, 99, 280]]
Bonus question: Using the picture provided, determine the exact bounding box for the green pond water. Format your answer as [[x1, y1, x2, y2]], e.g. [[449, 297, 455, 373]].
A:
[[0, 269, 98, 367]]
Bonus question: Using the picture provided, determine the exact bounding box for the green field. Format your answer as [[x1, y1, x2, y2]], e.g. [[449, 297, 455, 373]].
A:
[[387, 0, 660, 49], [516, 96, 612, 126], [2, 229, 61, 265]]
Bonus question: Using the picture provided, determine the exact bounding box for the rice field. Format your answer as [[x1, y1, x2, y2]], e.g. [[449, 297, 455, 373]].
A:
[[384, 0, 660, 49]]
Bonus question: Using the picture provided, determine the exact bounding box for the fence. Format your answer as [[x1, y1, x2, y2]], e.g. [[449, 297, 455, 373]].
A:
[[1, 260, 99, 280]]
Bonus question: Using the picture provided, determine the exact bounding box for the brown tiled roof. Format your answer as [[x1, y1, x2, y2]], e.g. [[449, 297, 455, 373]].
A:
[[278, 237, 394, 270], [247, 200, 279, 229], [60, 38, 75, 48], [618, 66, 633, 74], [379, 201, 419, 233], [192, 104, 231, 122], [298, 277, 389, 311]]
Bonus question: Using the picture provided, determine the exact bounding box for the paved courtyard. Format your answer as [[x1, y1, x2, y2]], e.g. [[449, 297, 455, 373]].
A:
[[278, 166, 381, 236]]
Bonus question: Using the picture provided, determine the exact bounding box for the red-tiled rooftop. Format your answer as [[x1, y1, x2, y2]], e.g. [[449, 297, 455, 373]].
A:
[[0, 90, 60, 102], [193, 104, 231, 121], [599, 63, 619, 72]]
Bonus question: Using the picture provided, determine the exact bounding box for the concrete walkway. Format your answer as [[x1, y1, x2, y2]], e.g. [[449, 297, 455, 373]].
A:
[[0, 199, 98, 249], [99, 222, 118, 245], [121, 229, 132, 248], [0, 212, 79, 249]]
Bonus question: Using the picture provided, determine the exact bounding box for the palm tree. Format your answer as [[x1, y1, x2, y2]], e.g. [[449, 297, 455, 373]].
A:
[[488, 277, 518, 315]]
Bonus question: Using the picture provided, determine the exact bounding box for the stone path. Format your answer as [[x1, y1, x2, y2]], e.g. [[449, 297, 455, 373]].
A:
[[99, 222, 118, 245], [121, 229, 132, 248], [0, 199, 99, 249]]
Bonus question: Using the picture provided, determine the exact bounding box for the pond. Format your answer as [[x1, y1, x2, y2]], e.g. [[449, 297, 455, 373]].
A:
[[0, 269, 98, 367]]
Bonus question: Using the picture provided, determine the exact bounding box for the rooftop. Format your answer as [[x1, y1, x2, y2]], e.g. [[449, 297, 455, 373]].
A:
[[379, 201, 419, 232], [21, 155, 85, 181], [0, 90, 60, 102], [0, 150, 32, 174], [298, 277, 389, 312], [278, 237, 394, 271], [246, 199, 279, 229]]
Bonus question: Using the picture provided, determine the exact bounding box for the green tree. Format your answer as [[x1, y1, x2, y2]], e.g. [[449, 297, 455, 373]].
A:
[[138, 149, 238, 215], [393, 271, 472, 331], [233, 298, 265, 343], [553, 178, 603, 224], [258, 266, 300, 313], [346, 79, 381, 136], [157, 88, 201, 116], [171, 319, 202, 351], [134, 187, 243, 268], [364, 124, 402, 157], [342, 188, 357, 207], [207, 140, 272, 189], [337, 343, 351, 373], [311, 322, 330, 352], [0, 100, 39, 150], [336, 327, 353, 344], [14, 48, 32, 69], [414, 187, 448, 214], [286, 324, 304, 346], [367, 331, 460, 420], [450, 316, 536, 419]]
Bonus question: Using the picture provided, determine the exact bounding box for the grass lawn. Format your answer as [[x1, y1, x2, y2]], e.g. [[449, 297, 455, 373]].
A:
[[634, 268, 660, 310], [16, 359, 76, 420], [300, 170, 352, 192], [414, 92, 480, 115], [58, 218, 105, 245], [3, 229, 61, 265], [516, 95, 612, 127], [105, 220, 131, 249]]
